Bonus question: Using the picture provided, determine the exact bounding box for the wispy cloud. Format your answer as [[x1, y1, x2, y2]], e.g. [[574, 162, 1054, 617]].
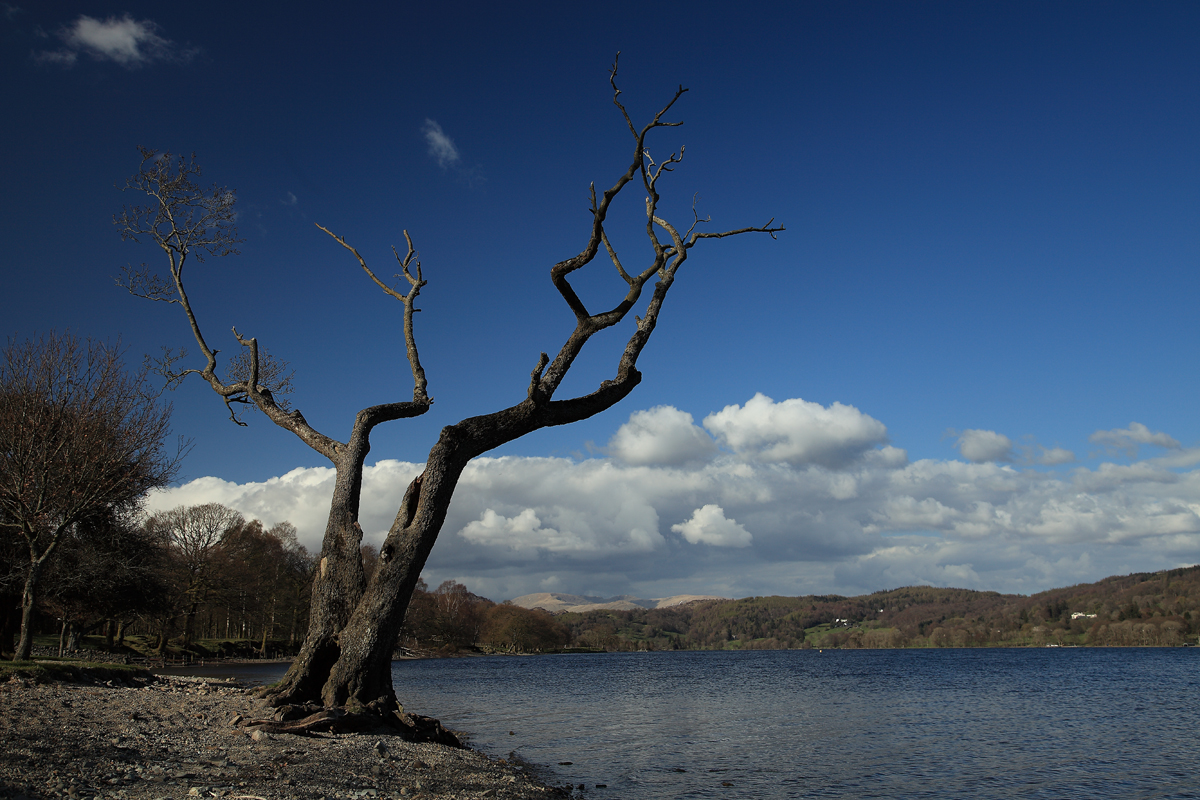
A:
[[421, 119, 461, 168], [145, 395, 1200, 601], [36, 14, 196, 68], [1031, 445, 1075, 466], [1090, 422, 1181, 459]]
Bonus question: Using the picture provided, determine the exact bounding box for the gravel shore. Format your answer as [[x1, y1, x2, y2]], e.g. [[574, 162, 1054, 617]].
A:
[[0, 673, 569, 800]]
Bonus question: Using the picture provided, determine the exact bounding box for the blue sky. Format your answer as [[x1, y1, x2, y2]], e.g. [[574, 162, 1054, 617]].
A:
[[4, 2, 1198, 601]]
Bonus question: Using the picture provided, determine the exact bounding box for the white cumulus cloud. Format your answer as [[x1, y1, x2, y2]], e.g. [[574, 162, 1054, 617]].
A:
[[461, 509, 557, 549], [703, 393, 888, 468], [672, 504, 753, 547], [144, 397, 1200, 602], [608, 406, 716, 465], [422, 119, 461, 168]]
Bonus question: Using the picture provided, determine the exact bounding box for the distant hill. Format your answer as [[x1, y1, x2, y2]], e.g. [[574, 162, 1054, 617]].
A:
[[509, 592, 725, 614], [541, 565, 1200, 650], [400, 567, 1200, 655]]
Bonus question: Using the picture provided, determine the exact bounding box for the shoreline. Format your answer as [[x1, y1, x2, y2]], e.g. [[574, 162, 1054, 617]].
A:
[[0, 671, 570, 800]]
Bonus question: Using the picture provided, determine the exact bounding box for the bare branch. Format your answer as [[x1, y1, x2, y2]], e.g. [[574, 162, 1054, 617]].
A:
[[600, 229, 633, 285], [609, 52, 636, 137], [535, 58, 781, 410], [689, 217, 785, 245], [224, 344, 294, 411], [117, 148, 339, 461], [682, 193, 710, 240], [315, 224, 430, 404], [527, 352, 549, 401], [116, 264, 179, 303]]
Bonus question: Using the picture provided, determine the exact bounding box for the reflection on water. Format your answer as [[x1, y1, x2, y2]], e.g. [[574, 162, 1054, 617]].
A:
[[163, 649, 1200, 799]]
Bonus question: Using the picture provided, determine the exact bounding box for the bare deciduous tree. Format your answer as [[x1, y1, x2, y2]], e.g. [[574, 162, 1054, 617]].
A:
[[40, 507, 169, 656], [118, 57, 782, 729], [0, 332, 181, 660], [145, 503, 245, 651]]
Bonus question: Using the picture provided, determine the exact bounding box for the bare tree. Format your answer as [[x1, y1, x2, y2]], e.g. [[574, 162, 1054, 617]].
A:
[[146, 503, 245, 650], [40, 507, 170, 655], [118, 57, 782, 725], [0, 332, 181, 660]]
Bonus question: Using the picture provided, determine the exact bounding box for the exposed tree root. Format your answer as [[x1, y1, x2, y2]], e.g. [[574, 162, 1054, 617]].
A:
[[237, 698, 461, 747]]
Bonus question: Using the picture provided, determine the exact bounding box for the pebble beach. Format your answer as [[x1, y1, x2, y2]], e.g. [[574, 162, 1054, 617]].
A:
[[0, 673, 568, 800]]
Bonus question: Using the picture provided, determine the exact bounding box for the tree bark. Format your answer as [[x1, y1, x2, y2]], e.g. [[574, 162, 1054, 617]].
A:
[[262, 441, 370, 704], [15, 560, 44, 661]]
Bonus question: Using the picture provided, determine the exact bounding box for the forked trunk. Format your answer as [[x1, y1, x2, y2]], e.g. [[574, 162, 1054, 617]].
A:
[[265, 432, 468, 711], [319, 499, 446, 708]]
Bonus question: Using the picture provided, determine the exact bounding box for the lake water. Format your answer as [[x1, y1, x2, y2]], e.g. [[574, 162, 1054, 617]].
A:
[[167, 648, 1200, 798]]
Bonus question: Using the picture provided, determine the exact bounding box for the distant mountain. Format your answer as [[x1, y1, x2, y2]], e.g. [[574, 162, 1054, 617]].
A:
[[509, 591, 725, 614]]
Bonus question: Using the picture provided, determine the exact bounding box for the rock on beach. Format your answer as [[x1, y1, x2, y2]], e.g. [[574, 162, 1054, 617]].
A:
[[0, 673, 567, 800]]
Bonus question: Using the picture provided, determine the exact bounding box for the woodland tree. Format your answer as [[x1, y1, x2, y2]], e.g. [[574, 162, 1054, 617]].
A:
[[218, 518, 311, 653], [142, 504, 310, 653], [0, 332, 180, 660], [117, 57, 782, 724], [146, 503, 244, 651], [39, 508, 169, 654], [482, 603, 570, 653]]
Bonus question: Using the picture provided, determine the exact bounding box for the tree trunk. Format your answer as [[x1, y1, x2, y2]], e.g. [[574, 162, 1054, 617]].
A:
[[320, 497, 443, 707], [266, 386, 640, 711], [156, 616, 171, 656], [15, 560, 44, 661], [183, 602, 198, 649], [289, 590, 301, 647], [262, 461, 367, 704]]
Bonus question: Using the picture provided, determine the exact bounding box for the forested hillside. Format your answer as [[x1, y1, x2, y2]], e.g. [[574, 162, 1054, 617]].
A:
[[548, 566, 1200, 650]]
